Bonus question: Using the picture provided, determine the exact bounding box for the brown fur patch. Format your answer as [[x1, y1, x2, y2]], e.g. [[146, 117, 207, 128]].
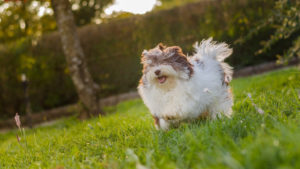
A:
[[227, 88, 233, 99], [139, 77, 143, 85], [152, 115, 159, 127], [222, 72, 228, 86], [158, 43, 166, 51], [195, 59, 204, 69], [197, 111, 209, 120], [219, 62, 233, 86], [219, 65, 229, 86], [139, 75, 147, 86], [163, 114, 179, 121], [163, 46, 194, 77]]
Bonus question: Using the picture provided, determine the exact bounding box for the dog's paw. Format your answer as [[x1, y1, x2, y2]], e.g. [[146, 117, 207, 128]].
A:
[[159, 118, 170, 131], [152, 115, 169, 130]]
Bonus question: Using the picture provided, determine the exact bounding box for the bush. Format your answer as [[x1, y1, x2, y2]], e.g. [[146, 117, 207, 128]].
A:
[[237, 0, 300, 63]]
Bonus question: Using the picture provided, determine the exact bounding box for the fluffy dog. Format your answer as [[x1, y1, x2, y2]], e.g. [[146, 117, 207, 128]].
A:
[[138, 38, 233, 130]]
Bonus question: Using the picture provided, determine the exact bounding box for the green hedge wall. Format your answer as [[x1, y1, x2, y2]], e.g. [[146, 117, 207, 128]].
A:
[[0, 0, 276, 118]]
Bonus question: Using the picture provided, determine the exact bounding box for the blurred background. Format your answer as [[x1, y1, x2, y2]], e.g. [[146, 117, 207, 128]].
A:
[[0, 0, 299, 121]]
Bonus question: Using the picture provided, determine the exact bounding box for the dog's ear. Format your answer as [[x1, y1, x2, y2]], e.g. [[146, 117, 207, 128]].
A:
[[141, 49, 153, 65], [142, 50, 149, 57], [141, 43, 164, 57], [167, 46, 182, 53], [141, 50, 148, 64], [156, 43, 166, 51], [164, 46, 185, 58]]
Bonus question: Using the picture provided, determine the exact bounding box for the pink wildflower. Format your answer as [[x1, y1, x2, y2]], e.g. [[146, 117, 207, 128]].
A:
[[14, 113, 21, 129]]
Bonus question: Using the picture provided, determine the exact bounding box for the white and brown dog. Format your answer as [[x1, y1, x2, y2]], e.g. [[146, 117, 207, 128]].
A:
[[138, 38, 233, 130]]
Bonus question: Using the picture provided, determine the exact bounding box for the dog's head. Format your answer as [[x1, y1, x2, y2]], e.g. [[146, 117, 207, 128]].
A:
[[140, 43, 193, 87]]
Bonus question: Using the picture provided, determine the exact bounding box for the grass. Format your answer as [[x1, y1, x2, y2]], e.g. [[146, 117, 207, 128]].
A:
[[0, 67, 299, 169]]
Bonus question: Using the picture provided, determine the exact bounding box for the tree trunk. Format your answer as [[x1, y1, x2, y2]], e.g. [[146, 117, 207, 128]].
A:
[[51, 0, 102, 117]]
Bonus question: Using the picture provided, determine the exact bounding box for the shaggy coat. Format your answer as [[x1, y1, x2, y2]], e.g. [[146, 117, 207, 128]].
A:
[[138, 38, 233, 130]]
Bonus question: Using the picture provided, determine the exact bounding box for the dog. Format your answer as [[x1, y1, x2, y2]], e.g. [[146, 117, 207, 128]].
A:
[[138, 38, 233, 130]]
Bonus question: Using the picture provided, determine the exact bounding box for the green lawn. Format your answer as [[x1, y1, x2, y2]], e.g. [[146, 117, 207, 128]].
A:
[[1, 67, 300, 169]]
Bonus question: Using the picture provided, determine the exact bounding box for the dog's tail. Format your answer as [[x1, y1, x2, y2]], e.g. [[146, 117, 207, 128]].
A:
[[193, 38, 233, 84], [193, 38, 232, 62]]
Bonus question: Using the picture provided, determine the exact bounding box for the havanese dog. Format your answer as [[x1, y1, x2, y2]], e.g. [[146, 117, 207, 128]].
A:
[[138, 38, 233, 130]]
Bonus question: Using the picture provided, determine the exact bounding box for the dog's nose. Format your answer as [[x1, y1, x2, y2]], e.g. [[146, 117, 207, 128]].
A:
[[155, 70, 161, 76]]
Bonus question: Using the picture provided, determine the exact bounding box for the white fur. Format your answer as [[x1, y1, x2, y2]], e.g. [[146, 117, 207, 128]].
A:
[[138, 38, 233, 130]]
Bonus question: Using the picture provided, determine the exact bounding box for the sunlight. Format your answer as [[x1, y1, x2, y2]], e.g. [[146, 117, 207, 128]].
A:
[[105, 0, 158, 15]]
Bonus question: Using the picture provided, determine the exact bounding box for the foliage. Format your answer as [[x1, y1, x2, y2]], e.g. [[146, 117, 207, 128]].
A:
[[70, 0, 114, 26], [0, 0, 113, 43], [0, 0, 56, 43], [0, 68, 299, 168], [154, 0, 200, 10], [237, 0, 300, 63], [101, 11, 135, 23], [0, 0, 275, 118]]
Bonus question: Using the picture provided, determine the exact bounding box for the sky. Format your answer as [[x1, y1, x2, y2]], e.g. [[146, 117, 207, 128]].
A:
[[105, 0, 158, 15]]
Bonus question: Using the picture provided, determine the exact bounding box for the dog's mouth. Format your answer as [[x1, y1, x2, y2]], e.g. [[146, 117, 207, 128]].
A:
[[157, 76, 167, 84]]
